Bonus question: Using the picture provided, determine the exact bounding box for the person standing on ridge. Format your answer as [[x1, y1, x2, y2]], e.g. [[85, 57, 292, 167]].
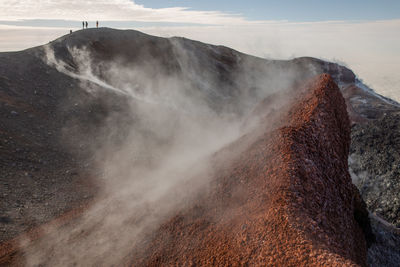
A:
[[82, 21, 84, 29], [85, 21, 88, 29], [96, 21, 99, 28]]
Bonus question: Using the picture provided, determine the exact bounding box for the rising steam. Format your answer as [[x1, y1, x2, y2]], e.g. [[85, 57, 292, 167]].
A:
[[22, 38, 301, 266]]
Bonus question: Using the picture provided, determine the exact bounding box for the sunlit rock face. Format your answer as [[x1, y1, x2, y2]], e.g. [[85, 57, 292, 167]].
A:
[[129, 74, 370, 266]]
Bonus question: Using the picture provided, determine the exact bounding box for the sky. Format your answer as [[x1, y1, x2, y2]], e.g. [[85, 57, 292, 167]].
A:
[[0, 0, 399, 101], [134, 0, 400, 21]]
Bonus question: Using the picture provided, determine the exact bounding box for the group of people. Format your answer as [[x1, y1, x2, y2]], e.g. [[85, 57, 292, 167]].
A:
[[82, 21, 99, 29], [70, 20, 100, 34]]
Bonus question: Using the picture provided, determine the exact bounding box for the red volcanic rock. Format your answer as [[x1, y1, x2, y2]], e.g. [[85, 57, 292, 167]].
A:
[[130, 74, 369, 266]]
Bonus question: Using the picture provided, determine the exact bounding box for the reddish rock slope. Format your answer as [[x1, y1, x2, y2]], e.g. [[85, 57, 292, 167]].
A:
[[130, 74, 369, 266]]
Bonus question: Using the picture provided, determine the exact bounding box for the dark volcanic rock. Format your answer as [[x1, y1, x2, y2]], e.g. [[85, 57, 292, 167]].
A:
[[349, 114, 400, 227], [344, 81, 400, 229], [343, 82, 400, 266], [367, 214, 400, 267], [0, 32, 133, 242]]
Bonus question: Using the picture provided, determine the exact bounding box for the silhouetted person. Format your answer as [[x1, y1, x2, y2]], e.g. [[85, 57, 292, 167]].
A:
[[96, 21, 99, 28], [85, 21, 88, 29], [70, 30, 72, 34], [82, 21, 84, 29]]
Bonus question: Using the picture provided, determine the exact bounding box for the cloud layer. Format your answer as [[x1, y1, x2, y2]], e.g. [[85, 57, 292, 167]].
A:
[[141, 20, 400, 102], [1, 0, 251, 25]]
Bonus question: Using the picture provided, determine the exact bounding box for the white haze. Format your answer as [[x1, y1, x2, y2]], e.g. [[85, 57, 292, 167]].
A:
[[137, 20, 400, 103], [1, 19, 399, 102], [20, 40, 298, 266]]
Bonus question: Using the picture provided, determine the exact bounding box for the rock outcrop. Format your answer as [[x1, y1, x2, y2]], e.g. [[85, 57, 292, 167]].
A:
[[130, 74, 370, 266]]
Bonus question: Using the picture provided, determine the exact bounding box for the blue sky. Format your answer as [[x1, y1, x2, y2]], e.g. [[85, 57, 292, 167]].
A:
[[1, 0, 399, 27], [135, 0, 400, 21]]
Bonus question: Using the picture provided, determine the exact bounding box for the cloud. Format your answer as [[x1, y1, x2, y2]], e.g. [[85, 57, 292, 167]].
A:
[[136, 19, 400, 102], [0, 25, 70, 51], [0, 17, 399, 102], [0, 0, 253, 25]]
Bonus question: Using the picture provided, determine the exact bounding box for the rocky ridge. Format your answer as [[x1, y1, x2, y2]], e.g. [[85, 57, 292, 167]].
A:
[[129, 74, 370, 266]]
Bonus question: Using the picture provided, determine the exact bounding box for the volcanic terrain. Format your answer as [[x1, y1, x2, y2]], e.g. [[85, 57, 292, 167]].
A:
[[0, 28, 399, 266]]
